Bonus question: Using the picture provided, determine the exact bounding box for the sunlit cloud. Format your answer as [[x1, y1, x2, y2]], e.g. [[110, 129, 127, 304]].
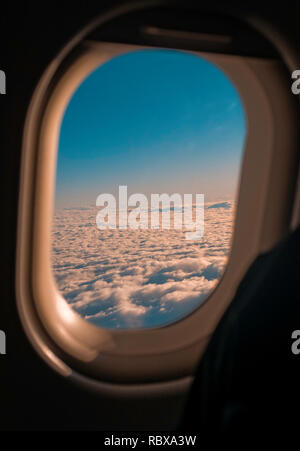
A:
[[52, 201, 234, 328]]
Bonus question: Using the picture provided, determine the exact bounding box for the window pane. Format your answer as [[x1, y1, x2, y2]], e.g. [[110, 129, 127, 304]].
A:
[[52, 49, 246, 329]]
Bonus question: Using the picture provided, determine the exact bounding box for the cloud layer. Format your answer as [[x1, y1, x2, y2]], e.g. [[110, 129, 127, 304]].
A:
[[51, 202, 234, 328]]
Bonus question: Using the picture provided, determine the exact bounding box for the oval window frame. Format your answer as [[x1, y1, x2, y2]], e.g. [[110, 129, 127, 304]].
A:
[[16, 3, 300, 385]]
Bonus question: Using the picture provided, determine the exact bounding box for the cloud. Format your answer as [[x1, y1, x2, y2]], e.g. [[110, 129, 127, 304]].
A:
[[207, 201, 231, 209], [51, 202, 234, 328]]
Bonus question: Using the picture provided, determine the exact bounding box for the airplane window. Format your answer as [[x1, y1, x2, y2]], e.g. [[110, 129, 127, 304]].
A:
[[52, 48, 246, 329]]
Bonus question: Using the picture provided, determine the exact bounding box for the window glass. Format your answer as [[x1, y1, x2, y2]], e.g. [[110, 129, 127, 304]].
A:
[[52, 49, 246, 329]]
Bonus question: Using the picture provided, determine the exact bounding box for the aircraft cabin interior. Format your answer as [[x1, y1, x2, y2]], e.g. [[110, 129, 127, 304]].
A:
[[1, 0, 300, 441]]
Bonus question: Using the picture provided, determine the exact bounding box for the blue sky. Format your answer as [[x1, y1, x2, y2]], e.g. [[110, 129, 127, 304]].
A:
[[55, 49, 246, 208]]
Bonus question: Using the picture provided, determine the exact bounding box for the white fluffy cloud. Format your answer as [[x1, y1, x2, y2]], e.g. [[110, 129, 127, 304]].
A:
[[51, 202, 234, 328]]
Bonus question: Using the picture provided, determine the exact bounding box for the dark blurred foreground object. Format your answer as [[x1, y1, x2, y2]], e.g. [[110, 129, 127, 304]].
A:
[[180, 226, 300, 440]]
